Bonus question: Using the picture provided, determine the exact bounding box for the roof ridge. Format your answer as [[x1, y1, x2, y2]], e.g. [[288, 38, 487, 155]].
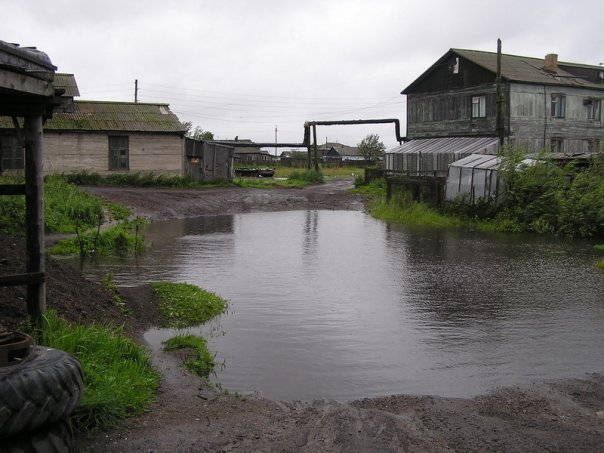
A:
[[75, 99, 171, 106]]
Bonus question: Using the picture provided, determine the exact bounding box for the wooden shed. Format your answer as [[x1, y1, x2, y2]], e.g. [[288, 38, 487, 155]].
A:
[[184, 138, 235, 181]]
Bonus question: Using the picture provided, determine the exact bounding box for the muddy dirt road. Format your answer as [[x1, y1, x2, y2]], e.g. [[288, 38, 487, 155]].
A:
[[65, 180, 604, 451], [84, 178, 365, 221]]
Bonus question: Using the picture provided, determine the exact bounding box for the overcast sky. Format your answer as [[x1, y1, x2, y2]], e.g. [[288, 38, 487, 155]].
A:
[[4, 1, 604, 151]]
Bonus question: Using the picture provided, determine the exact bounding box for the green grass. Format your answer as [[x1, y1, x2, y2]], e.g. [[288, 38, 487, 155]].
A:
[[352, 178, 386, 197], [64, 170, 227, 188], [151, 282, 227, 328], [370, 197, 463, 228], [597, 259, 604, 270], [163, 334, 215, 377], [0, 174, 130, 236], [47, 217, 147, 257], [31, 310, 158, 431]]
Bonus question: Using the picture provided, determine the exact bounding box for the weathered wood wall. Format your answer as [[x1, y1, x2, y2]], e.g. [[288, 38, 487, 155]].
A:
[[508, 83, 604, 153], [406, 84, 501, 139], [42, 132, 184, 175]]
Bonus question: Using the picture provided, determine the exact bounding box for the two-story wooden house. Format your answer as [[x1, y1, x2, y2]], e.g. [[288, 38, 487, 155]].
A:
[[386, 48, 604, 174]]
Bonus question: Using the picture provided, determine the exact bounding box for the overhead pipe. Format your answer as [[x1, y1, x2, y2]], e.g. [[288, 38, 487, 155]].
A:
[[210, 117, 406, 150]]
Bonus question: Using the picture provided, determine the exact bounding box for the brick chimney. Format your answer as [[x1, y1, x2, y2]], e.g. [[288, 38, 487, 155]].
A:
[[543, 53, 558, 73]]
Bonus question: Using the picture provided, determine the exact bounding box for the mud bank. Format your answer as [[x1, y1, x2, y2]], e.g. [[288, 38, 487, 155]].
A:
[[3, 179, 602, 452]]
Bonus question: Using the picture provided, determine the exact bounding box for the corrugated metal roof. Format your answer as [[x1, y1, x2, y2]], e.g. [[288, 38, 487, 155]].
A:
[[448, 153, 501, 170], [449, 153, 536, 170], [52, 73, 80, 97], [43, 100, 186, 133], [386, 136, 499, 156], [453, 49, 603, 89]]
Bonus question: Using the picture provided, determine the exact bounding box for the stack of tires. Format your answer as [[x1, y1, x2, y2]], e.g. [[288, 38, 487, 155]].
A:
[[0, 344, 84, 453]]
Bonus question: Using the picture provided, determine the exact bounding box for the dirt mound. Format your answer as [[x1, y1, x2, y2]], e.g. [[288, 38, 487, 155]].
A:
[[0, 234, 153, 334]]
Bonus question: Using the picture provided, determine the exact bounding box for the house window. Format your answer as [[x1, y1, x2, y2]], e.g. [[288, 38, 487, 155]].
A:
[[585, 98, 601, 120], [108, 136, 129, 170], [587, 139, 601, 153], [0, 135, 24, 170], [550, 137, 564, 153], [551, 94, 566, 118], [471, 95, 486, 118]]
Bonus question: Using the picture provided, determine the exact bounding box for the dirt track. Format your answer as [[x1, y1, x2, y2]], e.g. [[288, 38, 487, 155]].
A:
[[83, 178, 365, 222], [45, 180, 604, 451]]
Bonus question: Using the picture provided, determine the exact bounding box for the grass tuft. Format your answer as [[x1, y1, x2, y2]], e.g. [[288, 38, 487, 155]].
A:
[[163, 334, 215, 377], [31, 310, 158, 431], [151, 282, 227, 328]]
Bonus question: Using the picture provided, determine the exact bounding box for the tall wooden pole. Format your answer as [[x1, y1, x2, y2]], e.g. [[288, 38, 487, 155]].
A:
[[496, 38, 505, 148], [24, 115, 46, 321]]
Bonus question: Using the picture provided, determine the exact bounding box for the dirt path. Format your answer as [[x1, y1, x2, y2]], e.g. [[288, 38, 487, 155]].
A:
[[69, 180, 604, 452], [84, 178, 365, 221]]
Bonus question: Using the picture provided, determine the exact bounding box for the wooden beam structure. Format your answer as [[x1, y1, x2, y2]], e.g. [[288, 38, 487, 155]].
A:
[[0, 40, 57, 322]]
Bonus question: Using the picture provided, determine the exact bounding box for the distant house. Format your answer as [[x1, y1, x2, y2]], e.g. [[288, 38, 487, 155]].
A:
[[386, 48, 604, 174], [0, 74, 187, 176], [219, 139, 274, 164], [318, 142, 364, 162]]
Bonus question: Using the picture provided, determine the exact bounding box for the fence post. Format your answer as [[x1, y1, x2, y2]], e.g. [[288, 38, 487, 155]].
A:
[[24, 115, 46, 321]]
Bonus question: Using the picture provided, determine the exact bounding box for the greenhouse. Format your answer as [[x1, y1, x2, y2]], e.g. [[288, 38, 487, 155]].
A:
[[384, 137, 499, 176], [445, 153, 535, 203]]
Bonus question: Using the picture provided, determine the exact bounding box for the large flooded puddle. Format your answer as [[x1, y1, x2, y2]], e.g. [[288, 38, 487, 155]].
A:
[[82, 210, 604, 400]]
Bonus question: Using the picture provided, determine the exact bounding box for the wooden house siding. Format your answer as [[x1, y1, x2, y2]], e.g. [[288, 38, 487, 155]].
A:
[[406, 84, 501, 139], [508, 83, 604, 153], [42, 132, 183, 176]]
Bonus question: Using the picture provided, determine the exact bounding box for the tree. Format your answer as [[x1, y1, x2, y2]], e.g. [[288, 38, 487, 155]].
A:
[[357, 134, 385, 165], [182, 121, 214, 141]]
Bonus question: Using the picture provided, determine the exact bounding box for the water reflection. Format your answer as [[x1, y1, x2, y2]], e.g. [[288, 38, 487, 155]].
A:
[[80, 211, 604, 400]]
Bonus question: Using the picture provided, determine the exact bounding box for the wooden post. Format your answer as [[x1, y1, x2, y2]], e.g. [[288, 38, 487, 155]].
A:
[[496, 38, 505, 148], [24, 115, 46, 320]]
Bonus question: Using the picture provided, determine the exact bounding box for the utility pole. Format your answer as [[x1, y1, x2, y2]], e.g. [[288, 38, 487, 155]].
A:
[[496, 39, 505, 148], [134, 79, 138, 103], [274, 125, 278, 158]]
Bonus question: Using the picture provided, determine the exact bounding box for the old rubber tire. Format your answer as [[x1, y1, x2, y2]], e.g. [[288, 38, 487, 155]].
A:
[[1, 417, 74, 453], [0, 346, 83, 438]]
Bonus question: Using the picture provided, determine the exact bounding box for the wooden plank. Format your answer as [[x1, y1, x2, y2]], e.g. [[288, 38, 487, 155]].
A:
[[0, 184, 26, 195], [0, 272, 45, 287]]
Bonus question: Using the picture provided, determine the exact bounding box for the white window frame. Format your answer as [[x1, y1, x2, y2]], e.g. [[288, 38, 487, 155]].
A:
[[551, 94, 566, 118], [586, 98, 601, 121], [471, 95, 486, 118]]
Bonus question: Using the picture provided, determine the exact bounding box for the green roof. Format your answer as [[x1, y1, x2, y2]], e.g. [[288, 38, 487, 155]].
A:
[[53, 73, 80, 97], [404, 49, 604, 94], [453, 49, 604, 88], [43, 100, 186, 133]]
